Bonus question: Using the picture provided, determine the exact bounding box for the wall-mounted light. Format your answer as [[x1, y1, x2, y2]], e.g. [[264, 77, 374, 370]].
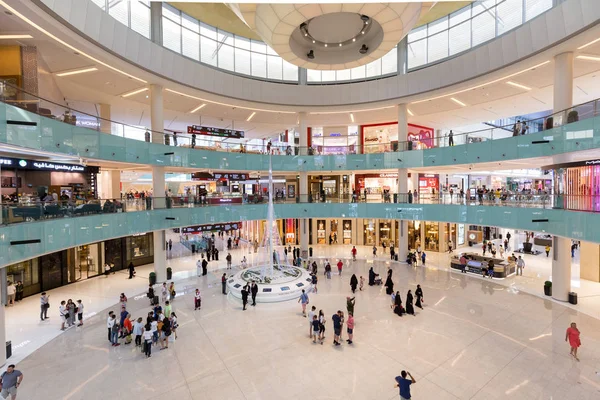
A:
[[350, 113, 355, 122], [246, 112, 256, 122], [0, 34, 33, 39]]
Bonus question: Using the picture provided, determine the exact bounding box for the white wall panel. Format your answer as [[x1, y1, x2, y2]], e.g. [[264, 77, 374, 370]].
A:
[[562, 1, 584, 36], [97, 12, 116, 49], [545, 7, 566, 45], [69, 0, 88, 33], [529, 14, 549, 51], [486, 39, 505, 71], [149, 44, 163, 74], [581, 0, 600, 26], [84, 3, 103, 43], [171, 53, 185, 81], [501, 33, 519, 65], [515, 25, 534, 60], [110, 22, 128, 57], [125, 32, 141, 65], [137, 39, 152, 68]]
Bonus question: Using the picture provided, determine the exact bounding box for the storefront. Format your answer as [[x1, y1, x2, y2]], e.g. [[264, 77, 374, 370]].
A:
[[418, 174, 439, 196], [0, 156, 98, 203], [355, 173, 400, 200], [105, 232, 155, 269], [311, 126, 359, 154], [309, 175, 341, 199], [407, 221, 463, 252], [361, 122, 435, 153]]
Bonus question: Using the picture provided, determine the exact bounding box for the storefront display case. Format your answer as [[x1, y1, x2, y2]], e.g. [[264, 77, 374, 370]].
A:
[[450, 253, 515, 278]]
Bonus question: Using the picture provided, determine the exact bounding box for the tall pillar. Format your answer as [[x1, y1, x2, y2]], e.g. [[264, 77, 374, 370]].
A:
[[99, 103, 111, 134], [553, 52, 574, 121], [397, 104, 409, 260], [550, 53, 574, 299], [552, 236, 572, 301], [298, 112, 308, 152], [152, 165, 167, 282], [99, 169, 120, 199], [152, 166, 165, 208], [0, 279, 5, 366], [150, 84, 164, 144], [299, 172, 308, 256]]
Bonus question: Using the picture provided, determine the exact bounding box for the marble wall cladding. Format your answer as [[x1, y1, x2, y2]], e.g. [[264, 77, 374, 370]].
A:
[[20, 46, 39, 96]]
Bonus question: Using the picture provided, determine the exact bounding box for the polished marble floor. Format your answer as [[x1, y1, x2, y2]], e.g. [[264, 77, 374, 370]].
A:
[[9, 239, 600, 400]]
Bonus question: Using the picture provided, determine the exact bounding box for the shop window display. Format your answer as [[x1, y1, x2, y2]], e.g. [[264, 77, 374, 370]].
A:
[[329, 220, 339, 244], [7, 259, 39, 297], [424, 221, 439, 251], [317, 220, 326, 245], [363, 219, 376, 246], [343, 220, 352, 245]]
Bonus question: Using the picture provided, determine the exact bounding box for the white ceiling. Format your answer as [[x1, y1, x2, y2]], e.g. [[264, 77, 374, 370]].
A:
[[2, 7, 600, 139]]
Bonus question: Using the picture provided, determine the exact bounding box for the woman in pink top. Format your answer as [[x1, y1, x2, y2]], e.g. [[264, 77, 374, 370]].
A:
[[565, 322, 581, 361], [346, 313, 354, 345]]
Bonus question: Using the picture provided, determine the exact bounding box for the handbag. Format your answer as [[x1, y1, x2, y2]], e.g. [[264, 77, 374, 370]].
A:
[[64, 312, 70, 319]]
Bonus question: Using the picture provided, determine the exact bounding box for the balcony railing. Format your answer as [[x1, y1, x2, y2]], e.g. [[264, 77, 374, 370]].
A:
[[2, 79, 599, 157]]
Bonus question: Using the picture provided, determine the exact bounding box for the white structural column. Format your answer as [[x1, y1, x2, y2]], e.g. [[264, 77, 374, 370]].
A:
[[99, 103, 111, 134], [551, 52, 574, 301], [298, 112, 309, 256], [152, 166, 167, 283], [397, 104, 409, 261], [553, 52, 574, 118], [552, 236, 572, 301], [0, 281, 5, 366], [99, 170, 120, 199], [150, 84, 164, 144]]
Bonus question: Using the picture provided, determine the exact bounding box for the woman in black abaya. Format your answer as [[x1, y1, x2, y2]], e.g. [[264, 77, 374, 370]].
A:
[[350, 274, 358, 293], [393, 291, 404, 316], [406, 290, 415, 315], [415, 285, 424, 309], [384, 269, 394, 295]]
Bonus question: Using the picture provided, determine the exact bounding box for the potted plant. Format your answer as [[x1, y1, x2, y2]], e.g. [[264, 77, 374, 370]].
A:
[[149, 272, 156, 286], [523, 234, 533, 253], [544, 281, 552, 296], [167, 267, 172, 280]]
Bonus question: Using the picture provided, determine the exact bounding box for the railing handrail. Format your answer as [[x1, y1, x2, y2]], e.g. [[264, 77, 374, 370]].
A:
[[1, 80, 598, 153]]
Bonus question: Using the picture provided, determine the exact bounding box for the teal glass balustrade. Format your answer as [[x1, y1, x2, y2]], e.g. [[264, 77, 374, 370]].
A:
[[0, 201, 598, 268], [3, 98, 600, 171]]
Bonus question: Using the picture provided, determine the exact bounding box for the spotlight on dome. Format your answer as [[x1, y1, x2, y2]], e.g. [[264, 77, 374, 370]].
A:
[[307, 50, 314, 59], [359, 44, 369, 54]]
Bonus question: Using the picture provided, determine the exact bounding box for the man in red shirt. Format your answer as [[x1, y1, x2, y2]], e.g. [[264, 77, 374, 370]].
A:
[[351, 246, 357, 261], [337, 260, 343, 276]]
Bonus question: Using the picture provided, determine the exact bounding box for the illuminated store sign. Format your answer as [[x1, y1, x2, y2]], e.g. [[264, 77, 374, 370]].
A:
[[0, 157, 97, 172], [181, 222, 240, 234], [187, 125, 244, 139]]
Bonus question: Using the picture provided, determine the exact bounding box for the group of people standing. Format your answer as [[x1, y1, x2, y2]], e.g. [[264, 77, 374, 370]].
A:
[[384, 268, 424, 317], [58, 298, 84, 329], [302, 291, 356, 347]]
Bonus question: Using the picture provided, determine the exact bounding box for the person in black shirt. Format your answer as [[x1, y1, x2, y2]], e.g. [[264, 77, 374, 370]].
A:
[[241, 285, 249, 310], [250, 281, 258, 306], [202, 258, 208, 276], [331, 310, 342, 346]]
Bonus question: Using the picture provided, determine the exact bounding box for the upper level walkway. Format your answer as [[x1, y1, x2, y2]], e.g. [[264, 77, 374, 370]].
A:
[[2, 83, 600, 171]]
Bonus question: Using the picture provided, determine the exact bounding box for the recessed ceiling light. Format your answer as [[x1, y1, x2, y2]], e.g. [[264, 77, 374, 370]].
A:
[[350, 113, 354, 122], [450, 97, 467, 107], [190, 104, 206, 113], [361, 31, 365, 35], [246, 112, 256, 122], [0, 34, 32, 39], [55, 67, 98, 77], [352, 38, 356, 42], [339, 43, 342, 47], [122, 87, 148, 97], [506, 81, 532, 90], [145, 95, 149, 99], [578, 38, 600, 50], [312, 40, 315, 44], [324, 44, 328, 47], [577, 55, 600, 62]]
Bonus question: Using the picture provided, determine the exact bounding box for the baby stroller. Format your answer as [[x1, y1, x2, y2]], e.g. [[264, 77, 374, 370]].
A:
[[374, 277, 383, 285]]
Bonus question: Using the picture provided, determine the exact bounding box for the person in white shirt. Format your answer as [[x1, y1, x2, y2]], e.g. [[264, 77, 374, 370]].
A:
[[59, 301, 67, 331], [241, 256, 247, 268], [132, 317, 144, 347], [516, 256, 525, 276], [6, 282, 15, 306], [196, 259, 202, 277], [150, 318, 158, 344], [106, 311, 114, 342], [307, 306, 316, 337], [76, 300, 84, 326], [40, 292, 49, 321], [143, 324, 153, 358]]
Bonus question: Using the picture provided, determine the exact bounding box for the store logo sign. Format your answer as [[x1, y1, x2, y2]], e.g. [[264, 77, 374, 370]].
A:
[[0, 159, 13, 166], [18, 160, 27, 167]]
